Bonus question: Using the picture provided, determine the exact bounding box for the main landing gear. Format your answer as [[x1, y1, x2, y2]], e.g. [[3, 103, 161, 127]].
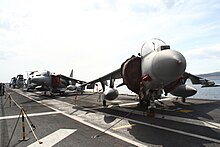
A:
[[139, 89, 162, 117], [102, 100, 106, 106], [139, 98, 156, 117]]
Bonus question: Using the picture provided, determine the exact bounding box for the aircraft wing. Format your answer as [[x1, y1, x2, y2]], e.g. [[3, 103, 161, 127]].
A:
[[60, 74, 86, 84], [183, 72, 219, 87], [81, 68, 122, 89]]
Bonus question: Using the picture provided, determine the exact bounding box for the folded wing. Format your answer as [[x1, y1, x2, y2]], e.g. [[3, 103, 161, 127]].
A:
[[183, 72, 219, 87]]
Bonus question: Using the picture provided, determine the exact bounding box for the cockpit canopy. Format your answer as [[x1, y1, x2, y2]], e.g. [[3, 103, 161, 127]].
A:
[[17, 74, 24, 79], [140, 38, 170, 57], [36, 70, 50, 77]]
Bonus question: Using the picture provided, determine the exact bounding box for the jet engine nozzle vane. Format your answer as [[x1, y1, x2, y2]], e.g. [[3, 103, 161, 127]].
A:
[[30, 77, 44, 85], [152, 50, 186, 83]]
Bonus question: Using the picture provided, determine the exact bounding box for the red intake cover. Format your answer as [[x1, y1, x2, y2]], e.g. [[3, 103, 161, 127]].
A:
[[51, 75, 61, 88], [121, 56, 141, 94]]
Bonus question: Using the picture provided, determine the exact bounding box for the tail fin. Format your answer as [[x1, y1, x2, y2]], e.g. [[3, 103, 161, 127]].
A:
[[70, 69, 73, 78]]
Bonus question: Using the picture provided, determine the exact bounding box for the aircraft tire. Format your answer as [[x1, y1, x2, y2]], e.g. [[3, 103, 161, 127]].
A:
[[147, 108, 155, 117]]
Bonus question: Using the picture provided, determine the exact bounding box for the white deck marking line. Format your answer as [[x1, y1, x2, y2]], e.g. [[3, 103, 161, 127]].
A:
[[108, 102, 139, 108], [16, 90, 147, 147], [110, 106, 220, 130], [112, 124, 136, 130], [119, 102, 139, 107], [16, 90, 220, 145], [0, 111, 60, 120], [28, 129, 77, 147], [126, 117, 220, 143], [155, 114, 220, 130]]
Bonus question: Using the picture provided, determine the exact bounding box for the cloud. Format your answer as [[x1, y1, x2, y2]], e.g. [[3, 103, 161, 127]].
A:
[[0, 19, 15, 31], [183, 43, 220, 74], [129, 0, 185, 14], [0, 50, 10, 60], [184, 43, 220, 59], [0, 0, 220, 83]]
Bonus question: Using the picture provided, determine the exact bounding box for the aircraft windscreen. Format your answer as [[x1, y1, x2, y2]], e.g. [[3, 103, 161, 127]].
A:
[[140, 38, 167, 56], [40, 71, 50, 77], [17, 75, 24, 79]]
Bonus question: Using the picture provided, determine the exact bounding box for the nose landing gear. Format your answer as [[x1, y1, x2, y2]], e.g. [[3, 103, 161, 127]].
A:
[[139, 89, 162, 117]]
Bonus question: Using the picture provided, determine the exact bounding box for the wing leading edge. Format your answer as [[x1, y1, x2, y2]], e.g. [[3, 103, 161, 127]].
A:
[[82, 68, 122, 91], [60, 74, 86, 85]]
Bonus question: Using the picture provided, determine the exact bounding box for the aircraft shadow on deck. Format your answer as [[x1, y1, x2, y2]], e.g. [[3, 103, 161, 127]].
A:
[[126, 100, 220, 146], [126, 120, 218, 147], [73, 98, 220, 146]]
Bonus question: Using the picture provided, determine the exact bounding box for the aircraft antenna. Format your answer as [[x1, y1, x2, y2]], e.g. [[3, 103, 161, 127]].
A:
[[152, 42, 155, 50]]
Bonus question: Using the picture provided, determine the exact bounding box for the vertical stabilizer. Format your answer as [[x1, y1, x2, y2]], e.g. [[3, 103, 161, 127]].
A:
[[70, 69, 73, 78]]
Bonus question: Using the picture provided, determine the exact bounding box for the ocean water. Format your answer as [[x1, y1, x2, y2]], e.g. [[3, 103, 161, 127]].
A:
[[189, 77, 220, 100]]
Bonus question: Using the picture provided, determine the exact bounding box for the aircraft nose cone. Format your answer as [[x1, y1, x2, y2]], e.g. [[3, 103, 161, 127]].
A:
[[30, 77, 41, 85], [152, 50, 186, 82], [30, 78, 37, 83]]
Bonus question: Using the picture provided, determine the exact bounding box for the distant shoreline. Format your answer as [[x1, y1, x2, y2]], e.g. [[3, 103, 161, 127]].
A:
[[200, 76, 220, 78], [197, 71, 220, 78]]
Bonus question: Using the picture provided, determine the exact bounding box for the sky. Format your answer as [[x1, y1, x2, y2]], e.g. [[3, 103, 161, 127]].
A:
[[1, 0, 220, 88]]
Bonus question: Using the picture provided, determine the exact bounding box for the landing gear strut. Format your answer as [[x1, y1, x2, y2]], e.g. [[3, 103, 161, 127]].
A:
[[139, 100, 155, 117], [147, 99, 156, 117], [140, 89, 161, 117], [148, 108, 155, 117], [139, 99, 144, 105], [182, 97, 186, 103]]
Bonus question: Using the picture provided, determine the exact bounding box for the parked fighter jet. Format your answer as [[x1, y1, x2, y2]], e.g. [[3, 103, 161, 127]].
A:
[[10, 77, 17, 88], [82, 38, 217, 115], [27, 70, 86, 95], [10, 75, 26, 88]]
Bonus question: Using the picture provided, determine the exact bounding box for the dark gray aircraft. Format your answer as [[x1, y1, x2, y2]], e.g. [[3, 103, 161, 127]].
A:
[[27, 70, 86, 95], [82, 38, 218, 115]]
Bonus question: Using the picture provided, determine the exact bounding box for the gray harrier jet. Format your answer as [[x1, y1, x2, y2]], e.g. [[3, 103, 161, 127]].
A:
[[27, 70, 86, 95], [82, 38, 217, 115]]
